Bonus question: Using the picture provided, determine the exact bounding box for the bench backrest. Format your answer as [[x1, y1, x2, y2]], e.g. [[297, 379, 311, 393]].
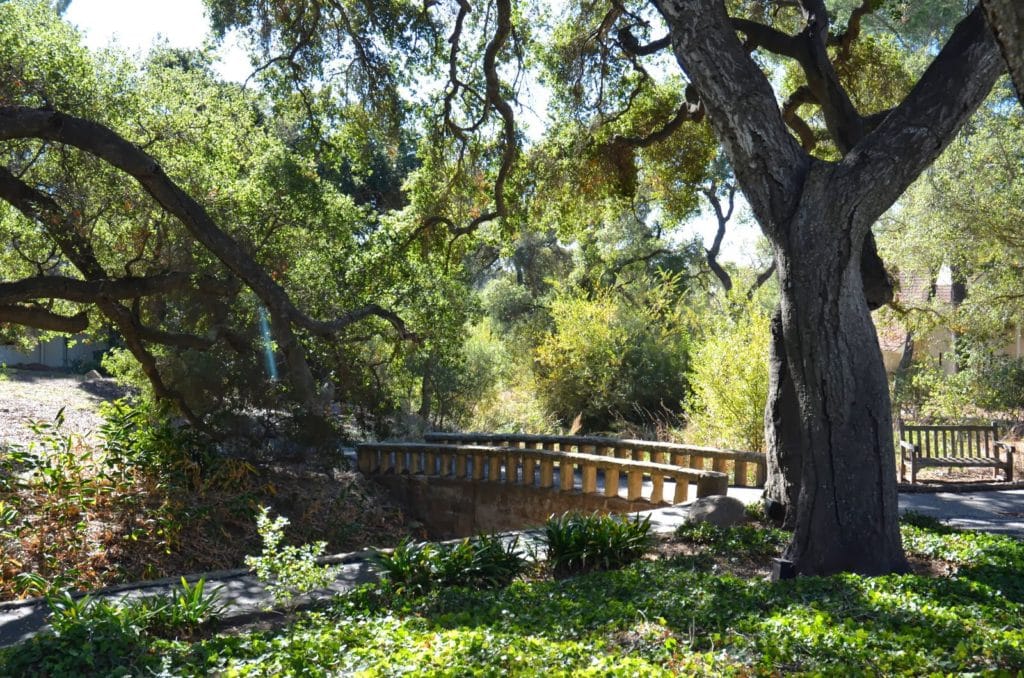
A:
[[898, 421, 1000, 459]]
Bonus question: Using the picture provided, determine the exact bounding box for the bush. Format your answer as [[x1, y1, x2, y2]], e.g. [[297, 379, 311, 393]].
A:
[[893, 350, 1024, 421], [533, 285, 690, 429], [375, 534, 527, 595], [0, 580, 224, 677], [245, 506, 340, 609], [542, 512, 651, 577], [684, 299, 770, 452]]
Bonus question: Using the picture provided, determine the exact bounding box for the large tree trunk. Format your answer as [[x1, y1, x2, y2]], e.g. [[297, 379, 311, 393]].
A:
[[764, 232, 894, 528], [763, 308, 802, 529], [771, 166, 908, 576]]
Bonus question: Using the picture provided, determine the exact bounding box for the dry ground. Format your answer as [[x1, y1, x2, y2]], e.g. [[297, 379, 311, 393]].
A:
[[0, 368, 118, 449]]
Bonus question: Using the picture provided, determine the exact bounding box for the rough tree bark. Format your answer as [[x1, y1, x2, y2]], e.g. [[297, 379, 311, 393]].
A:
[[653, 0, 1004, 574], [764, 234, 893, 528], [980, 0, 1024, 101]]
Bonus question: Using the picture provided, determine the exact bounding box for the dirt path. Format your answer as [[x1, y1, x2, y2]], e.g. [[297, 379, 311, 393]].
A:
[[0, 368, 123, 448]]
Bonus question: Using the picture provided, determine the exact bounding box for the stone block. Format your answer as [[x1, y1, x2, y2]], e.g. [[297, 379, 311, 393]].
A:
[[685, 495, 746, 528]]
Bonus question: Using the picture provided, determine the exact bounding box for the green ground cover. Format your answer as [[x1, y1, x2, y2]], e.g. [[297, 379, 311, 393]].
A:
[[3, 518, 1023, 676]]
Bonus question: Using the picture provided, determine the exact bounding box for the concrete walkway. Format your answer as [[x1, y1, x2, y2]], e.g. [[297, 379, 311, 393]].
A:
[[2, 486, 1022, 649]]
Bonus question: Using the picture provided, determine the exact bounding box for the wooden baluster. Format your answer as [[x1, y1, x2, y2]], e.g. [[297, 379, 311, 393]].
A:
[[580, 444, 597, 493], [672, 472, 690, 503], [649, 450, 665, 502], [690, 453, 704, 471], [489, 451, 502, 482], [712, 456, 727, 483], [582, 462, 597, 494], [439, 451, 451, 477], [472, 452, 484, 481], [426, 450, 436, 475], [627, 468, 643, 501], [560, 457, 575, 492], [540, 458, 554, 489], [506, 449, 520, 484], [409, 448, 422, 474], [524, 442, 537, 486], [394, 447, 405, 474], [604, 464, 620, 498], [456, 451, 467, 479], [356, 448, 370, 473], [734, 460, 749, 488], [756, 459, 767, 487], [650, 471, 665, 503]]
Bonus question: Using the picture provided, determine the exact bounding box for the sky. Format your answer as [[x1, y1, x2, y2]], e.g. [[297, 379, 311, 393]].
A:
[[64, 0, 251, 81], [62, 0, 761, 266]]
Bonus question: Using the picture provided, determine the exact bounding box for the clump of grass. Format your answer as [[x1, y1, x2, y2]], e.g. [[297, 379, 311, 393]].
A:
[[543, 512, 651, 577], [376, 533, 527, 595]]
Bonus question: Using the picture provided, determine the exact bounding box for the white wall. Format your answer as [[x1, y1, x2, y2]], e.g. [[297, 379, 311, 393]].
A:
[[0, 337, 106, 369]]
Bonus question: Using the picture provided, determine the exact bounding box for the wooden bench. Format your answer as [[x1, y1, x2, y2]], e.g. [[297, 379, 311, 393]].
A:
[[898, 421, 1014, 484]]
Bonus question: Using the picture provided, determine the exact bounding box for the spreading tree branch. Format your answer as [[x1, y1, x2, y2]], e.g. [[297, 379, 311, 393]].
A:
[[0, 305, 88, 332], [0, 106, 414, 413]]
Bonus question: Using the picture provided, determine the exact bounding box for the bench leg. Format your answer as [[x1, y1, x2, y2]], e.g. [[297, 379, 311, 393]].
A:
[[910, 459, 917, 485], [900, 457, 906, 484], [1007, 449, 1014, 483]]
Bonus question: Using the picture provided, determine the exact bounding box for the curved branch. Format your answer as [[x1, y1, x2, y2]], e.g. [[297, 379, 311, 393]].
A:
[[0, 273, 233, 305], [652, 0, 807, 231], [782, 86, 818, 151], [794, 0, 865, 153], [840, 6, 1004, 233], [0, 304, 88, 332], [613, 101, 702, 148], [447, 0, 517, 242], [617, 27, 671, 56], [732, 18, 802, 58], [294, 303, 418, 341], [748, 261, 777, 298], [701, 182, 736, 292], [0, 106, 413, 411], [980, 0, 1024, 102]]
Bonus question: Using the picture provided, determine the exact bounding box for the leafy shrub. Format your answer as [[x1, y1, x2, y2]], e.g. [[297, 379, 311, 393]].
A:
[[542, 512, 651, 576], [375, 537, 438, 595], [533, 286, 690, 429], [0, 578, 223, 677], [245, 506, 340, 609], [894, 349, 1024, 421], [685, 298, 770, 452], [674, 522, 788, 559], [376, 533, 527, 594], [134, 577, 226, 637]]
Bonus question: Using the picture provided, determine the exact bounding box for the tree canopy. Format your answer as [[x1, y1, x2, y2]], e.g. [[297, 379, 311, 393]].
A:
[[0, 0, 1018, 575]]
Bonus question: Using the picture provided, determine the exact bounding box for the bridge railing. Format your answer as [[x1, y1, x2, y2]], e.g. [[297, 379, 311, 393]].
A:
[[355, 442, 729, 504], [423, 432, 766, 488]]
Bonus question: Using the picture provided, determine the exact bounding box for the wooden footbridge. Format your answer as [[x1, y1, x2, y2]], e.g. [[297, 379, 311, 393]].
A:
[[356, 432, 766, 536]]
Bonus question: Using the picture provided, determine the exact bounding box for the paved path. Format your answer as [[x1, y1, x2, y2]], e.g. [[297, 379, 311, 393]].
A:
[[898, 489, 1024, 537], [2, 487, 1022, 649]]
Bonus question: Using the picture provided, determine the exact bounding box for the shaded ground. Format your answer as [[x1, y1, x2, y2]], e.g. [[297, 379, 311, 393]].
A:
[[0, 369, 410, 603]]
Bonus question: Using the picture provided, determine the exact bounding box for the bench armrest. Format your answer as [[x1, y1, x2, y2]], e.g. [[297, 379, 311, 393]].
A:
[[899, 440, 918, 459], [995, 440, 1016, 461]]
